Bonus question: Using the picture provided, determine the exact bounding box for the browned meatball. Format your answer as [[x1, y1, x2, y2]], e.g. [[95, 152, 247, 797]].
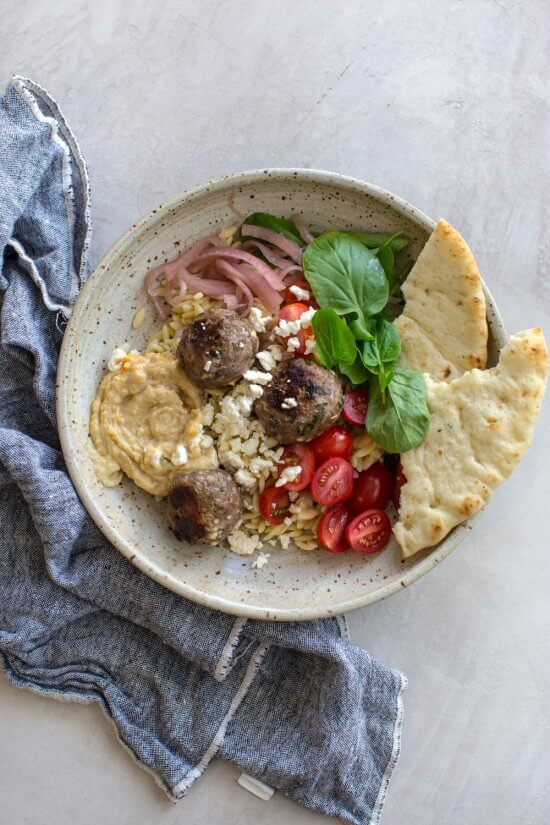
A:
[[177, 309, 258, 388], [254, 358, 343, 444], [167, 469, 243, 544]]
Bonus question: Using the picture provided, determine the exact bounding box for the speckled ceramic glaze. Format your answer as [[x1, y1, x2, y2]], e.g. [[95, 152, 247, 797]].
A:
[[57, 169, 506, 620]]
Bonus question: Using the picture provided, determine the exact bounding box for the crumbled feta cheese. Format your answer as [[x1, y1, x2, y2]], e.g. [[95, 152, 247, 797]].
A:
[[283, 516, 293, 526], [235, 394, 254, 414], [256, 349, 278, 371], [201, 403, 215, 427], [235, 468, 257, 488], [241, 435, 260, 456], [144, 445, 163, 469], [227, 530, 261, 556], [204, 360, 212, 372], [107, 347, 127, 372], [251, 552, 270, 570], [279, 535, 291, 550], [289, 284, 310, 301], [274, 317, 301, 337], [304, 338, 317, 355], [243, 369, 273, 386], [281, 397, 298, 409], [276, 465, 302, 487], [248, 384, 264, 398], [299, 307, 316, 327], [286, 336, 301, 353], [288, 491, 299, 502], [249, 306, 272, 333], [171, 444, 188, 466], [224, 450, 245, 470]]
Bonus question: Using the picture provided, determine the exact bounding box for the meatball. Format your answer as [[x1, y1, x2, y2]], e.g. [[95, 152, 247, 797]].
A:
[[254, 358, 343, 444], [167, 469, 243, 545], [177, 308, 258, 388]]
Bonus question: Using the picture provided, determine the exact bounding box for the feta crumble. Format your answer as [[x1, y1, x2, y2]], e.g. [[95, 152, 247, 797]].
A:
[[235, 468, 257, 488], [243, 369, 273, 386], [281, 397, 297, 409], [107, 347, 128, 372], [228, 530, 261, 556], [204, 360, 212, 372], [304, 337, 317, 355], [251, 552, 270, 570], [299, 307, 316, 327], [276, 465, 302, 487], [289, 284, 310, 301], [248, 383, 264, 398], [170, 444, 188, 466], [274, 317, 301, 337], [249, 306, 273, 333]]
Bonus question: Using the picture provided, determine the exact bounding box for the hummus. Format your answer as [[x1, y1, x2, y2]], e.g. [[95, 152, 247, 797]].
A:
[[90, 352, 218, 496]]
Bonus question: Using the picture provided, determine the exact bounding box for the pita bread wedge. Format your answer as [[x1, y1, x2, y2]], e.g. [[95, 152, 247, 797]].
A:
[[393, 328, 548, 558], [395, 219, 488, 381]]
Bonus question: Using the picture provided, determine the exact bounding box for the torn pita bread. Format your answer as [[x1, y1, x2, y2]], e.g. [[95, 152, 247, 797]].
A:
[[393, 328, 548, 558], [395, 219, 488, 381]]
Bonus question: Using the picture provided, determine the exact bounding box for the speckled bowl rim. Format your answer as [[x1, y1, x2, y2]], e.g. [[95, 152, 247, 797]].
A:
[[57, 168, 507, 620]]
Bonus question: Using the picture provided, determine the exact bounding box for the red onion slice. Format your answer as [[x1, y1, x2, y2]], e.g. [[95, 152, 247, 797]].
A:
[[241, 224, 302, 263], [291, 214, 315, 245]]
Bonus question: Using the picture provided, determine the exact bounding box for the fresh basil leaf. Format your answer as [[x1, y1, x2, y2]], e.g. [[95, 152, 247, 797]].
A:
[[303, 232, 389, 328], [349, 318, 373, 341], [338, 355, 370, 386], [353, 232, 409, 253], [360, 318, 401, 372], [390, 257, 414, 299], [311, 307, 356, 368], [376, 243, 395, 283], [366, 368, 430, 453], [240, 212, 303, 245]]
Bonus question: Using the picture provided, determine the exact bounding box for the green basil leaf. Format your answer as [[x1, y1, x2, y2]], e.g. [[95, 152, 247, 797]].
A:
[[353, 232, 409, 253], [311, 307, 356, 368], [303, 232, 389, 327], [240, 212, 303, 245], [338, 355, 370, 386], [360, 318, 401, 372], [366, 368, 430, 453], [349, 318, 373, 341], [376, 243, 395, 283]]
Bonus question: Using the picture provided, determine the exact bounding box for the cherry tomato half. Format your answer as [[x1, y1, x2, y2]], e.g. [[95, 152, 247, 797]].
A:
[[317, 506, 350, 553], [342, 388, 369, 426], [277, 444, 315, 492], [277, 302, 314, 357], [283, 279, 317, 307], [350, 461, 394, 514], [345, 509, 391, 553], [259, 486, 291, 525], [311, 457, 354, 507], [392, 460, 406, 510], [310, 426, 353, 465]]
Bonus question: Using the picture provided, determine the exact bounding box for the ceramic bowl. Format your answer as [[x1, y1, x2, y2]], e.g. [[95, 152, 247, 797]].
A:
[[57, 169, 506, 620]]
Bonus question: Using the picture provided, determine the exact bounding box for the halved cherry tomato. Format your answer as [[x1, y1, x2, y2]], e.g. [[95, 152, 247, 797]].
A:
[[259, 486, 290, 525], [392, 460, 406, 510], [317, 506, 350, 553], [277, 302, 314, 356], [311, 457, 354, 506], [310, 426, 353, 464], [277, 445, 315, 491], [350, 461, 394, 514], [346, 509, 391, 553], [283, 279, 317, 307], [342, 388, 369, 426]]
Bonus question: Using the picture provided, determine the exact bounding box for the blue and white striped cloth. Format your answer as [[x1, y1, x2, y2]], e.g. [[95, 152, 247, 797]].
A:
[[0, 76, 406, 824]]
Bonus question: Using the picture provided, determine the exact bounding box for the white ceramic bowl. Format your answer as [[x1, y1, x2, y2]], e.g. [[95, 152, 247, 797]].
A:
[[57, 169, 506, 620]]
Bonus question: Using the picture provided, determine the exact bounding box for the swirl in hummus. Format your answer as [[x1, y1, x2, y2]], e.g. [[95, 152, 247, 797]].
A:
[[90, 352, 218, 496]]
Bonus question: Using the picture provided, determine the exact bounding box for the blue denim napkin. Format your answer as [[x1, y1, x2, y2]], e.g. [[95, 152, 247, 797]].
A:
[[0, 76, 406, 825]]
